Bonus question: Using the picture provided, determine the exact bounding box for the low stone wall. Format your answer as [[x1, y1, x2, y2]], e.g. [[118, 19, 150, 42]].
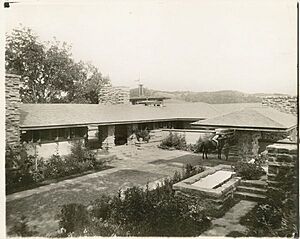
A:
[[266, 141, 297, 187]]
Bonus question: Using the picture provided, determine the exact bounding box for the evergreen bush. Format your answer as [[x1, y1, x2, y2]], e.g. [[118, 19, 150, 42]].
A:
[[159, 133, 187, 150], [135, 129, 150, 142], [234, 161, 265, 180]]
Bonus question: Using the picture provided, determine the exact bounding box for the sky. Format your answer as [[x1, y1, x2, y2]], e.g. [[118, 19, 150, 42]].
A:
[[3, 0, 298, 94]]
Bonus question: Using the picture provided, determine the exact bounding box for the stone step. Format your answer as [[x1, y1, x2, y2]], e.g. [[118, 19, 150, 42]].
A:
[[239, 180, 267, 189], [236, 185, 267, 195], [234, 191, 266, 202]]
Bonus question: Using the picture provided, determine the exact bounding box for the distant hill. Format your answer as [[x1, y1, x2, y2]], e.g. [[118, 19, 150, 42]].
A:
[[130, 88, 291, 104]]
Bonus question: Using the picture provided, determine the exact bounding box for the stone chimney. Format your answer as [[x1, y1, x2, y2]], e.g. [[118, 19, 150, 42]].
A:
[[98, 83, 130, 104], [5, 74, 21, 148]]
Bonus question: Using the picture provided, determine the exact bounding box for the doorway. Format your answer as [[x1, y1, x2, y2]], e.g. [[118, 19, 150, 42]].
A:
[[114, 124, 128, 145]]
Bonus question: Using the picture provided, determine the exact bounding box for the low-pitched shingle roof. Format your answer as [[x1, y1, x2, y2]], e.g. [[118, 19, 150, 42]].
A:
[[19, 102, 220, 129], [192, 107, 297, 130]]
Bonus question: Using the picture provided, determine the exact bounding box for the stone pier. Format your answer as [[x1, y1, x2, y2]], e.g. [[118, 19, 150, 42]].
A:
[[266, 140, 297, 187], [5, 74, 21, 148]]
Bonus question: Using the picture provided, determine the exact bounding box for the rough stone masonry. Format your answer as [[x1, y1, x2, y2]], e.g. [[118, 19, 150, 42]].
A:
[[266, 140, 297, 187], [5, 74, 21, 148]]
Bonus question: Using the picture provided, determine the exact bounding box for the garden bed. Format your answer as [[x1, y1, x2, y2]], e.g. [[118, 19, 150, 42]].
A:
[[6, 165, 114, 195]]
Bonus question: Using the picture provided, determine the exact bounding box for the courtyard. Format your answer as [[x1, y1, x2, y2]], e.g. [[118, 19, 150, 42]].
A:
[[7, 143, 230, 236]]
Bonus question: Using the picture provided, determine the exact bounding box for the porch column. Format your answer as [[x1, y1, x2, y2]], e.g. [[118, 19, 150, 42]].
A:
[[236, 131, 261, 161], [106, 125, 115, 148]]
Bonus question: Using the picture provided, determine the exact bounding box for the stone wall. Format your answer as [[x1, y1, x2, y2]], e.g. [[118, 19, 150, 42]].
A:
[[266, 141, 297, 187], [98, 83, 130, 104], [5, 74, 21, 148], [235, 131, 262, 160], [262, 96, 297, 115]]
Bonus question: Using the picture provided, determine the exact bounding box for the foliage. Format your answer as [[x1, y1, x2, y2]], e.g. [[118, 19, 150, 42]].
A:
[[66, 62, 110, 104], [6, 141, 107, 193], [56, 165, 210, 237], [5, 26, 110, 103], [5, 144, 43, 193], [159, 133, 187, 150], [240, 167, 298, 237], [10, 215, 37, 237], [135, 129, 150, 142], [234, 161, 265, 180], [183, 163, 204, 178], [57, 203, 90, 237], [43, 141, 105, 179], [193, 137, 205, 153]]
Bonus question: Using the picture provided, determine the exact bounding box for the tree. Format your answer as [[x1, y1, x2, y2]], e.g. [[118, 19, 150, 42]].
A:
[[67, 62, 110, 104], [5, 26, 110, 103]]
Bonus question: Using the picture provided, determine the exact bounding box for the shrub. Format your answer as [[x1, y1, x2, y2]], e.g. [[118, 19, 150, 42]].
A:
[[5, 144, 43, 193], [234, 161, 265, 180], [57, 203, 90, 236], [159, 133, 186, 150], [90, 194, 112, 220], [6, 141, 108, 193], [193, 137, 204, 153], [183, 163, 204, 179], [10, 215, 37, 237], [135, 129, 150, 142]]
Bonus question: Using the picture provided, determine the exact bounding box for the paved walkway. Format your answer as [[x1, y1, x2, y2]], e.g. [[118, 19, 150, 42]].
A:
[[201, 200, 257, 237]]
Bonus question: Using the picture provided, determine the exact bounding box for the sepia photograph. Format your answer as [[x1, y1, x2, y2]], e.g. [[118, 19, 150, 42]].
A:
[[2, 0, 298, 237]]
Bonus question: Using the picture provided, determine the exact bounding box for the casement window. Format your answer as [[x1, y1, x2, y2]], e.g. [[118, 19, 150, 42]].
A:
[[58, 128, 69, 140], [21, 127, 87, 143]]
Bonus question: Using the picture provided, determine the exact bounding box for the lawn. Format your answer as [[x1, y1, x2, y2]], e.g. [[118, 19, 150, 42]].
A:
[[6, 169, 165, 237]]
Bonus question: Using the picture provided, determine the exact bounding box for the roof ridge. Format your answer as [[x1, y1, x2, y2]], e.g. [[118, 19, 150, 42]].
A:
[[251, 107, 286, 128]]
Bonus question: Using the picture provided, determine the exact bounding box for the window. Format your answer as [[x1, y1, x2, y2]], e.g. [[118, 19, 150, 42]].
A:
[[58, 128, 69, 140], [21, 131, 33, 143], [40, 129, 57, 142], [70, 127, 86, 139], [21, 127, 87, 143], [33, 131, 40, 142]]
